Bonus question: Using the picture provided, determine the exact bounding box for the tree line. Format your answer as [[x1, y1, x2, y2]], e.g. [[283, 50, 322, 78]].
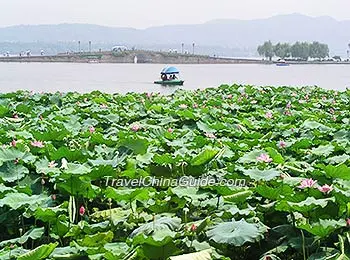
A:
[[257, 41, 329, 61]]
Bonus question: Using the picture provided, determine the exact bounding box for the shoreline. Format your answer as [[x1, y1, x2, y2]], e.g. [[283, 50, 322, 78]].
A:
[[0, 50, 348, 65]]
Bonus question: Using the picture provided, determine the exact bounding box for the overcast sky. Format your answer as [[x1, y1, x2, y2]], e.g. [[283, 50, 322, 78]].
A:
[[1, 0, 349, 28]]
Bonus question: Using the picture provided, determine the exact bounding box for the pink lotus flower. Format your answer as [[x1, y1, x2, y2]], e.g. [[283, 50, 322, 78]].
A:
[[278, 141, 287, 148], [292, 92, 297, 97], [347, 218, 350, 226], [100, 104, 108, 108], [179, 104, 188, 109], [193, 103, 198, 108], [131, 124, 140, 132], [51, 194, 56, 200], [257, 154, 273, 163], [318, 184, 333, 194], [286, 102, 292, 109], [329, 108, 335, 114], [298, 178, 317, 189], [89, 126, 95, 134], [205, 132, 216, 139], [41, 178, 45, 185], [237, 97, 242, 103], [332, 116, 337, 121], [48, 161, 58, 168], [13, 114, 19, 119], [305, 94, 309, 100], [11, 140, 17, 147], [190, 224, 197, 232], [265, 111, 273, 119], [31, 140, 44, 148], [322, 96, 327, 101], [146, 92, 152, 98], [227, 94, 233, 99], [167, 128, 174, 133], [79, 206, 85, 216]]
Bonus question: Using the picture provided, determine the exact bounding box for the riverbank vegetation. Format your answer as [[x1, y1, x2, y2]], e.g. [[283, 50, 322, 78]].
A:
[[0, 85, 349, 259], [258, 41, 329, 61]]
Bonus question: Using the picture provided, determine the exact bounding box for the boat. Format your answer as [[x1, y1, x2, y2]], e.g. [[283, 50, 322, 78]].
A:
[[276, 59, 290, 66], [154, 66, 184, 86]]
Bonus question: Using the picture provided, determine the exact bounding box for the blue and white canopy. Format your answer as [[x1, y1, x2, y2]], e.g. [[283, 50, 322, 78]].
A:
[[161, 66, 180, 74]]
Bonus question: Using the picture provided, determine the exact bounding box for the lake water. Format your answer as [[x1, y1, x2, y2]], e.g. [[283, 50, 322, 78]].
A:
[[0, 63, 349, 94]]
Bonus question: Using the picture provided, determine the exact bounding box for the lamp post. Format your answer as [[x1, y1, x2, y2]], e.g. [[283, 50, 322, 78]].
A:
[[89, 41, 92, 53], [78, 41, 81, 53], [181, 43, 184, 54], [192, 43, 195, 55]]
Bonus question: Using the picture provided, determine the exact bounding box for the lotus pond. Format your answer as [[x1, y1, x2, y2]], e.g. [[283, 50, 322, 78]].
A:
[[0, 85, 349, 260]]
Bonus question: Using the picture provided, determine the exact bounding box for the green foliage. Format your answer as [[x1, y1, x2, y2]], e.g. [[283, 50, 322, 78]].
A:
[[0, 86, 349, 259]]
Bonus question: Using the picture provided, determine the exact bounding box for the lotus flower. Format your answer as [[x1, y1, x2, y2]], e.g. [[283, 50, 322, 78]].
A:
[[13, 114, 19, 119], [100, 104, 108, 108], [265, 111, 273, 119], [190, 224, 197, 232], [193, 103, 198, 108], [329, 108, 335, 114], [257, 154, 273, 163], [41, 179, 45, 185], [278, 141, 287, 149], [146, 92, 152, 98], [31, 140, 44, 148], [48, 161, 58, 168], [286, 102, 292, 109], [318, 184, 333, 194], [79, 206, 85, 216], [131, 124, 140, 132], [167, 128, 174, 133], [179, 104, 188, 109], [227, 94, 233, 99], [298, 178, 317, 189], [51, 194, 56, 200], [89, 126, 95, 134], [11, 140, 17, 147]]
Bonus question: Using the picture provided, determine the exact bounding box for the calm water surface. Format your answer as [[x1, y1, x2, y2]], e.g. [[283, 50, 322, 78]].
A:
[[0, 63, 349, 94]]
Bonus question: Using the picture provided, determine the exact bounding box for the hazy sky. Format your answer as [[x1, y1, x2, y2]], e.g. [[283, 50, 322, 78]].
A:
[[1, 0, 349, 28]]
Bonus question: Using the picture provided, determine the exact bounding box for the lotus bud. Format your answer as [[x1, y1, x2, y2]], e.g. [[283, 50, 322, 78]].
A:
[[79, 206, 85, 216]]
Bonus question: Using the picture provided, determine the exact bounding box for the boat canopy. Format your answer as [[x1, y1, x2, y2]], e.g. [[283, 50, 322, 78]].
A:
[[161, 66, 180, 74]]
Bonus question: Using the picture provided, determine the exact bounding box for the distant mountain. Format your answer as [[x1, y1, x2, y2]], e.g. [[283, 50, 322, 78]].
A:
[[0, 14, 349, 57]]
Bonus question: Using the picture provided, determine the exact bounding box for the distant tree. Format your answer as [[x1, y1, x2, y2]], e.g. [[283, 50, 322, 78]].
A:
[[333, 55, 341, 61], [310, 41, 329, 59], [257, 41, 274, 60], [291, 42, 310, 60], [273, 43, 291, 59]]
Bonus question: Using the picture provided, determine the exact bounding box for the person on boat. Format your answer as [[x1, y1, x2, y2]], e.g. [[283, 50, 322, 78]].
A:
[[161, 73, 168, 81]]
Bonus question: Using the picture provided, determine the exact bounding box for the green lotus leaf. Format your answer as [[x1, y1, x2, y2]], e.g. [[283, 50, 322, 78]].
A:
[[242, 168, 281, 181], [77, 231, 113, 247], [17, 242, 58, 260], [275, 197, 335, 213], [206, 219, 268, 246], [191, 147, 219, 166], [311, 144, 334, 157], [0, 162, 28, 183], [298, 219, 345, 238]]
